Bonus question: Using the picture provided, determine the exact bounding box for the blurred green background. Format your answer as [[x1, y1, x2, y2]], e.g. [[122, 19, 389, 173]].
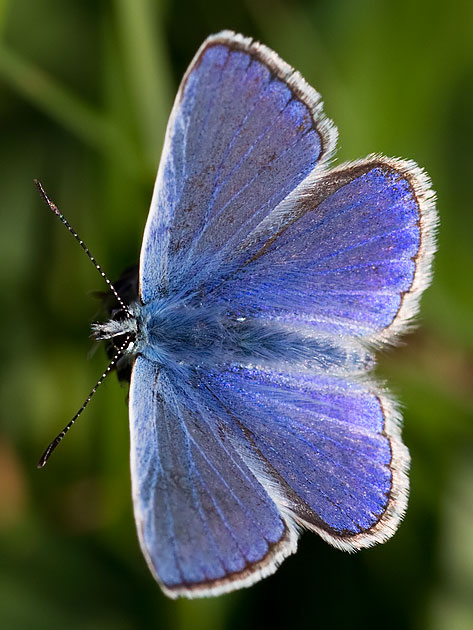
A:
[[1, 0, 472, 628]]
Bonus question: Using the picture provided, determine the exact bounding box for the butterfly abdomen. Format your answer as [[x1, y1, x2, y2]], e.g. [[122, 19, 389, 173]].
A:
[[134, 298, 369, 374]]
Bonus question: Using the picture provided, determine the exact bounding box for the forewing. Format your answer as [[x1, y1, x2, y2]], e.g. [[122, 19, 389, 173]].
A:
[[140, 30, 336, 302], [129, 356, 296, 598], [207, 156, 437, 343], [198, 363, 409, 549]]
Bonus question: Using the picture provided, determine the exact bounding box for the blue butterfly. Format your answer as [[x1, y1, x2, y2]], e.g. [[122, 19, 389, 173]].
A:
[[40, 31, 437, 598]]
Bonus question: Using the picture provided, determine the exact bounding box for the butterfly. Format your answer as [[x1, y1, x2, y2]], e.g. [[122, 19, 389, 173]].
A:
[[39, 31, 437, 598]]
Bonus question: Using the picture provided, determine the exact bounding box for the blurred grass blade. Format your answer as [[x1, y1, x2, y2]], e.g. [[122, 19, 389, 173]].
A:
[[0, 0, 9, 36], [115, 0, 173, 166], [0, 43, 143, 178]]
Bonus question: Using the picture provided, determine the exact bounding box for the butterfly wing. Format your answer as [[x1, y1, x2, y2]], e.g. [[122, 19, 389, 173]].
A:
[[197, 363, 408, 549], [129, 356, 296, 598], [206, 156, 437, 343], [139, 30, 336, 302]]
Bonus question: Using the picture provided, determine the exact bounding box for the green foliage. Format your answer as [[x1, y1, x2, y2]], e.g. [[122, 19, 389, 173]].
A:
[[1, 1, 472, 628]]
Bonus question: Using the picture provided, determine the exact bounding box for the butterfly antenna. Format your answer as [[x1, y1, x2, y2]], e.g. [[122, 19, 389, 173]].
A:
[[37, 334, 132, 468], [34, 179, 131, 317]]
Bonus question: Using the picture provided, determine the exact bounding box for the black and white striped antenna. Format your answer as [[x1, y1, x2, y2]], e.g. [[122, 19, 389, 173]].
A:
[[37, 335, 132, 468], [34, 179, 131, 316]]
